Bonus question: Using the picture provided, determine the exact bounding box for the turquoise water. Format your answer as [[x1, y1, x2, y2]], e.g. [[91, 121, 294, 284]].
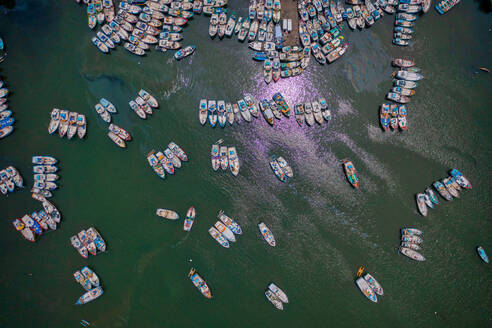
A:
[[0, 1, 491, 327]]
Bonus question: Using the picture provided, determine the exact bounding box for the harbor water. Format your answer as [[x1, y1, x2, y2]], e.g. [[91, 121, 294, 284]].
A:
[[0, 1, 491, 327]]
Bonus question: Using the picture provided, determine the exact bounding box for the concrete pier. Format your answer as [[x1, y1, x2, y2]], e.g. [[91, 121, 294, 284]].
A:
[[280, 0, 300, 46]]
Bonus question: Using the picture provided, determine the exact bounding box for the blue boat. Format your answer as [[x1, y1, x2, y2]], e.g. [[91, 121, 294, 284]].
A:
[[477, 246, 489, 263], [252, 52, 268, 61], [0, 36, 3, 50], [0, 117, 14, 128]]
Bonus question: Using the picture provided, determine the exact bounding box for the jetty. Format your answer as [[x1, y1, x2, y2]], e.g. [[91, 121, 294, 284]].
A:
[[281, 0, 300, 46]]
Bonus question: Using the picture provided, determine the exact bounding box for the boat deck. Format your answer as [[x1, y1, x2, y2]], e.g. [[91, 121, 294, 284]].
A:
[[281, 0, 300, 47]]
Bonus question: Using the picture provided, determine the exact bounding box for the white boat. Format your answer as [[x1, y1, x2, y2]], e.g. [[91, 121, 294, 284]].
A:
[[48, 108, 60, 134], [258, 222, 276, 246], [107, 131, 126, 148], [199, 99, 208, 125], [219, 146, 228, 171], [156, 209, 179, 220], [268, 283, 289, 303], [76, 114, 87, 139], [276, 156, 293, 178], [228, 147, 240, 176], [214, 221, 236, 242], [265, 290, 283, 310], [399, 247, 425, 261], [355, 277, 378, 302], [363, 273, 383, 296], [211, 142, 220, 171], [208, 226, 230, 248]]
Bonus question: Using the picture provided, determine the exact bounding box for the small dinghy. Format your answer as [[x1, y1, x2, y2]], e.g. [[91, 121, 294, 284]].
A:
[[76, 287, 104, 305], [208, 226, 230, 248], [183, 206, 196, 231], [268, 283, 289, 303], [477, 246, 489, 263], [355, 277, 377, 302], [363, 273, 383, 296], [188, 268, 212, 299], [107, 131, 126, 148], [265, 290, 283, 310], [218, 210, 242, 235], [399, 247, 425, 261], [258, 222, 276, 247], [214, 221, 236, 242]]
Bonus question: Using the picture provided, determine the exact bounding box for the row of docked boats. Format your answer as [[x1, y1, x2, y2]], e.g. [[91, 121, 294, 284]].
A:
[[355, 267, 384, 303], [0, 166, 23, 195], [435, 0, 459, 15], [265, 282, 288, 310], [343, 1, 395, 31], [211, 140, 240, 175], [146, 142, 189, 179], [294, 97, 331, 126], [392, 0, 429, 46], [416, 169, 472, 217], [379, 103, 407, 131], [12, 199, 62, 242], [32, 156, 60, 193], [388, 68, 422, 103], [208, 210, 243, 248], [48, 108, 87, 139], [209, 11, 279, 42], [107, 123, 132, 148], [128, 89, 159, 119], [74, 267, 104, 305], [0, 78, 14, 139], [70, 227, 106, 258], [269, 155, 293, 182], [81, 0, 115, 29], [399, 227, 425, 262]]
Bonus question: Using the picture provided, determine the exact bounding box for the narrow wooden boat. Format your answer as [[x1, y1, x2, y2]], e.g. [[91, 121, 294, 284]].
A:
[[76, 114, 87, 139], [343, 159, 359, 189], [218, 210, 242, 234], [107, 131, 126, 148], [76, 287, 104, 305], [355, 277, 377, 302], [268, 283, 289, 303], [258, 222, 276, 247], [109, 123, 131, 141], [399, 247, 425, 261], [183, 206, 196, 231], [156, 209, 179, 220], [208, 226, 230, 248], [48, 108, 60, 134], [188, 268, 212, 298], [265, 290, 283, 310], [363, 273, 383, 296]]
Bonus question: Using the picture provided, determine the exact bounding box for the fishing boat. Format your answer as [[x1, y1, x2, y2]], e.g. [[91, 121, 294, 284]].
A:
[[268, 283, 289, 303], [355, 277, 377, 302], [343, 159, 359, 189], [76, 287, 104, 305], [165, 148, 181, 168], [208, 226, 230, 248], [258, 222, 276, 247], [244, 94, 259, 117], [477, 246, 489, 263], [218, 210, 242, 234], [238, 99, 252, 122], [156, 208, 179, 220], [128, 100, 146, 119], [401, 234, 423, 244], [81, 266, 100, 287], [100, 98, 117, 113], [33, 165, 57, 174], [399, 247, 425, 261], [156, 151, 174, 175], [76, 114, 87, 139], [395, 70, 423, 81], [33, 181, 56, 191], [225, 102, 234, 125], [424, 188, 439, 206], [183, 206, 196, 231], [32, 156, 57, 165], [443, 177, 459, 198], [48, 108, 60, 134], [92, 37, 109, 53], [135, 96, 152, 115], [433, 181, 453, 201], [401, 227, 423, 236], [276, 156, 293, 178], [303, 102, 314, 126], [188, 268, 212, 298], [269, 156, 286, 182], [217, 100, 227, 128], [87, 227, 106, 252], [214, 221, 236, 242], [74, 271, 92, 291], [401, 241, 421, 251], [168, 142, 188, 162], [71, 235, 88, 258], [12, 219, 35, 242], [386, 92, 410, 104], [95, 103, 111, 123], [174, 45, 196, 60], [219, 146, 228, 171], [228, 147, 240, 176], [363, 273, 383, 296], [199, 99, 208, 125], [450, 169, 472, 189], [394, 79, 417, 89], [147, 151, 165, 179], [57, 110, 69, 137], [67, 112, 78, 139], [109, 124, 131, 141], [294, 104, 305, 126], [392, 86, 415, 97], [265, 290, 283, 310], [211, 142, 220, 171], [107, 131, 126, 148], [124, 42, 145, 56], [416, 193, 428, 216], [207, 100, 217, 127]]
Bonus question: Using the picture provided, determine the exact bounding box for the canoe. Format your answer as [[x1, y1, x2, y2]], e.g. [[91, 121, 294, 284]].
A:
[[48, 108, 60, 134], [214, 221, 236, 242], [218, 210, 242, 234], [401, 228, 423, 236], [76, 114, 87, 139], [183, 206, 196, 231], [107, 131, 126, 148], [355, 277, 377, 302], [399, 247, 425, 261], [208, 226, 230, 248], [199, 99, 208, 125], [81, 266, 100, 287], [343, 159, 359, 189], [188, 268, 212, 298], [265, 290, 283, 310], [76, 287, 104, 305], [156, 208, 179, 220], [258, 222, 276, 247], [477, 246, 489, 263], [416, 193, 428, 216], [268, 283, 289, 303], [363, 273, 383, 296]]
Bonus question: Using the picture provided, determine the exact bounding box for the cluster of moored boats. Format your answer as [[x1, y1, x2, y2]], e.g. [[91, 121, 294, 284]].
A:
[[32, 156, 60, 194], [399, 227, 425, 261], [208, 210, 243, 248], [392, 0, 431, 46], [0, 166, 23, 195], [0, 77, 14, 140], [74, 266, 104, 305], [379, 103, 407, 131], [70, 227, 107, 258], [269, 155, 293, 182], [128, 89, 159, 119], [146, 142, 188, 179], [82, 0, 115, 29], [435, 0, 459, 14], [265, 282, 289, 310], [12, 198, 61, 242], [48, 108, 87, 139], [387, 58, 422, 104], [355, 267, 384, 303], [211, 140, 240, 176], [416, 169, 472, 217], [294, 97, 331, 126]]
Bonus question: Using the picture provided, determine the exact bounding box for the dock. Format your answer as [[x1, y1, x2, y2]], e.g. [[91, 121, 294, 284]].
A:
[[280, 0, 300, 46]]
